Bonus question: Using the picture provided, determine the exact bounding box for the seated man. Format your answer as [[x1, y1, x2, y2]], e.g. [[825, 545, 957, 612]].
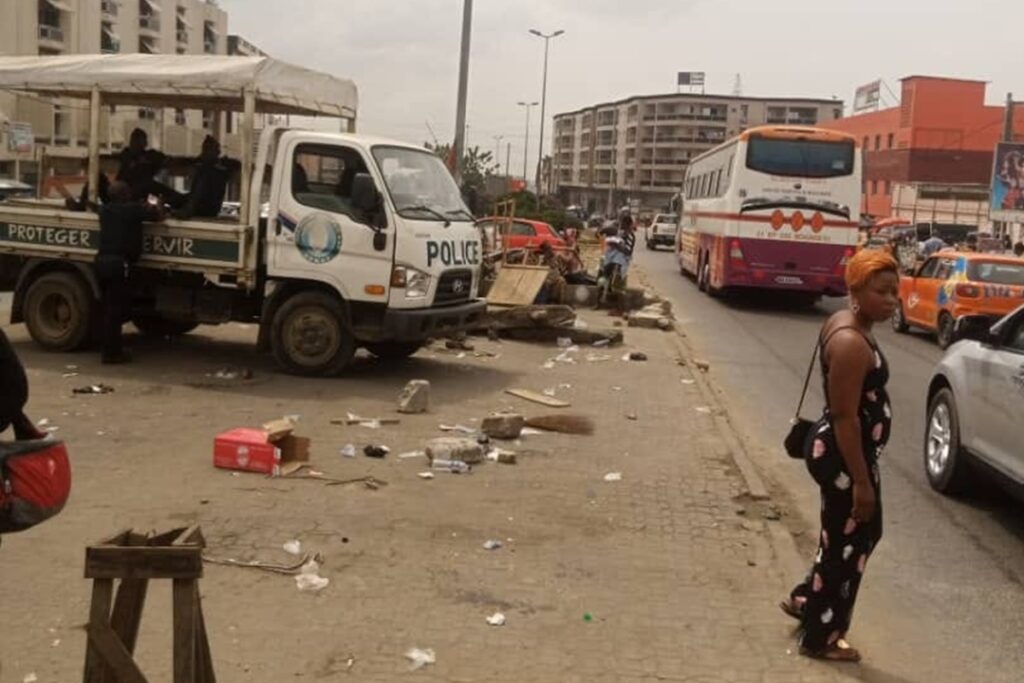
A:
[[117, 128, 184, 207], [174, 136, 241, 219]]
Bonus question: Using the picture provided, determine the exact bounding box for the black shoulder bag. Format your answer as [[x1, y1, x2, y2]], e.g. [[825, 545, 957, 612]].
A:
[[783, 339, 820, 459]]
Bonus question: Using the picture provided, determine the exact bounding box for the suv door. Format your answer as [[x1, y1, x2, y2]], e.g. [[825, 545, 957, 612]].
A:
[[972, 310, 1024, 480], [904, 257, 940, 326]]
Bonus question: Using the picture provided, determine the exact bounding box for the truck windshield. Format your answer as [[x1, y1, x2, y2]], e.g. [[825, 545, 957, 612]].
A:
[[746, 137, 855, 178], [372, 146, 473, 222]]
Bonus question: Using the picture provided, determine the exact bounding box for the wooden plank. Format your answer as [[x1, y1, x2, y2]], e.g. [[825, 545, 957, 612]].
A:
[[504, 388, 571, 408], [109, 579, 149, 655], [486, 265, 550, 306], [195, 596, 216, 683], [171, 525, 203, 547], [172, 580, 197, 683], [82, 578, 114, 683], [147, 527, 189, 547], [86, 547, 203, 580], [86, 622, 149, 683]]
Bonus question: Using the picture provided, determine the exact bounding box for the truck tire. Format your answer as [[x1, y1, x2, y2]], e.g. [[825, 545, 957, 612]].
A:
[[133, 315, 199, 338], [366, 342, 422, 362], [270, 291, 355, 377], [23, 271, 96, 351]]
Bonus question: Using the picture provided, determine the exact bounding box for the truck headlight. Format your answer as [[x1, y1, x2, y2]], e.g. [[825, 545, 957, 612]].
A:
[[406, 269, 431, 299]]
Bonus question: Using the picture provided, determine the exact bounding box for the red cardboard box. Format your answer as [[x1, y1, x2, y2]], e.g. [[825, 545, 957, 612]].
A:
[[213, 418, 310, 476]]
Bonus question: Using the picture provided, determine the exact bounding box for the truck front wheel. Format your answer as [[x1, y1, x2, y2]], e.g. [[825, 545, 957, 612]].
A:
[[270, 291, 355, 376], [23, 271, 96, 351]]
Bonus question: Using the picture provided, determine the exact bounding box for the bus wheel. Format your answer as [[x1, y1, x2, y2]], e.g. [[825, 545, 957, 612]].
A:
[[23, 271, 96, 352], [697, 255, 710, 293], [271, 291, 355, 376]]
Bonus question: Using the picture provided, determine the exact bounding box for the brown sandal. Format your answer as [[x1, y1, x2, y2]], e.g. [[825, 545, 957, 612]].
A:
[[778, 598, 802, 621], [800, 640, 862, 663]]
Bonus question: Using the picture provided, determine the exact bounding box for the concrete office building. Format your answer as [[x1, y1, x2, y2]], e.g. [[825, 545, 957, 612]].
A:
[[0, 0, 229, 187], [551, 93, 843, 213]]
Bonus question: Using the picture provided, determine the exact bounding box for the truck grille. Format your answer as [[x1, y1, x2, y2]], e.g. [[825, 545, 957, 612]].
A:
[[435, 269, 473, 305]]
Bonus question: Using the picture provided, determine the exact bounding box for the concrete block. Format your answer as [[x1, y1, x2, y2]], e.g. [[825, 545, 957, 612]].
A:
[[481, 413, 526, 440], [426, 437, 485, 464], [397, 379, 431, 414]]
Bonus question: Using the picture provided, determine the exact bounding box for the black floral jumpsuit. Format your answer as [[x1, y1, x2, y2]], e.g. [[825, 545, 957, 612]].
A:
[[789, 326, 889, 652]]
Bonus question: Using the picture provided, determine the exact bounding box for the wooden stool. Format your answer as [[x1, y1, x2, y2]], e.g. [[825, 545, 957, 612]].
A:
[[83, 526, 215, 683]]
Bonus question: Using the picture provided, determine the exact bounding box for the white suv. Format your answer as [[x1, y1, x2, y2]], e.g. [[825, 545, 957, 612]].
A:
[[644, 213, 678, 250]]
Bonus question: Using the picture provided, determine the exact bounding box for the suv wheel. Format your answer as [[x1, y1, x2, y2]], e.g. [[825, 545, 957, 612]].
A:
[[924, 387, 972, 494], [936, 312, 955, 349], [892, 303, 909, 333]]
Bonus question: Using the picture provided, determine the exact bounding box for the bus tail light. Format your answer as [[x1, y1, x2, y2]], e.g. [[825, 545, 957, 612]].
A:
[[955, 283, 981, 299], [835, 247, 854, 275], [729, 240, 746, 268]]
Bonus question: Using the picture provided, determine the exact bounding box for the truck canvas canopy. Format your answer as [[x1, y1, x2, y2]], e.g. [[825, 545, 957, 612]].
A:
[[0, 54, 358, 118]]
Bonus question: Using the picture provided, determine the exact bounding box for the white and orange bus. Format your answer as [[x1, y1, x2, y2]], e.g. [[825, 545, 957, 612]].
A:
[[676, 126, 861, 299]]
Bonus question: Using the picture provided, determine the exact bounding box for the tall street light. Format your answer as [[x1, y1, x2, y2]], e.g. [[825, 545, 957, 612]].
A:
[[529, 28, 564, 196], [517, 100, 539, 183], [492, 135, 504, 175], [452, 0, 473, 184]]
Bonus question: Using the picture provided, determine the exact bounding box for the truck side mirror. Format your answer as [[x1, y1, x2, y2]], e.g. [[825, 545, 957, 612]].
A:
[[372, 231, 387, 252], [351, 173, 381, 214]]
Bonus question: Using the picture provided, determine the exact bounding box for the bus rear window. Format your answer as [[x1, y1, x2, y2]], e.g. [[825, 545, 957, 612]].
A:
[[746, 137, 855, 178], [967, 261, 1024, 286]]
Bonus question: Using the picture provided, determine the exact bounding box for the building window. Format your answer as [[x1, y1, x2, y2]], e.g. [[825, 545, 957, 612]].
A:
[[874, 135, 881, 150], [884, 180, 891, 195], [101, 22, 120, 53], [202, 110, 214, 130], [871, 180, 878, 195], [174, 109, 186, 126], [862, 137, 868, 151], [887, 133, 894, 149], [204, 20, 219, 53]]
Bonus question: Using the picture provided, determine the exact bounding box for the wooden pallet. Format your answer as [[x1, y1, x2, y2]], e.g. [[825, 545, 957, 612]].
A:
[[83, 526, 215, 683]]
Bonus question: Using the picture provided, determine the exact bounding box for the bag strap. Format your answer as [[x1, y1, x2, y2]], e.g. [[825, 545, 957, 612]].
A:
[[793, 339, 820, 420]]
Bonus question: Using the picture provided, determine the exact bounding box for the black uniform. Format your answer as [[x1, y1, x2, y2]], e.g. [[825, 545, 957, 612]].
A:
[[0, 329, 29, 436], [95, 203, 155, 361], [178, 157, 240, 218]]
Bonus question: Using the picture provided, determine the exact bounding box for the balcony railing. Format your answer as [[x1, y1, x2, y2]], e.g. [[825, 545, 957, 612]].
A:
[[139, 15, 161, 32], [101, 0, 119, 17], [204, 40, 218, 53], [39, 24, 65, 43], [643, 113, 727, 123], [177, 29, 189, 44]]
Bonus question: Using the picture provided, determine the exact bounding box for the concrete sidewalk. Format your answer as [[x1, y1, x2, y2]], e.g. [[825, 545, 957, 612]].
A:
[[0, 310, 856, 681]]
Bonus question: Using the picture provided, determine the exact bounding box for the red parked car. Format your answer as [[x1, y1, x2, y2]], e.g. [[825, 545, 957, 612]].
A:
[[476, 217, 566, 253]]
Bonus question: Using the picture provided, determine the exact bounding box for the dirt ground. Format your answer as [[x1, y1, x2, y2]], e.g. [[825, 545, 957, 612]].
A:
[[0, 295, 853, 682]]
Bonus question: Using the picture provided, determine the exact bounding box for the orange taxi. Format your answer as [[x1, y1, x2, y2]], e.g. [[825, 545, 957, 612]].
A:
[[892, 251, 1024, 348]]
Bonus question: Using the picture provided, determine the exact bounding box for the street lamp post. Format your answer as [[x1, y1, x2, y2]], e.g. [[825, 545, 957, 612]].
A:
[[517, 100, 539, 185], [452, 0, 473, 184], [529, 28, 564, 197], [493, 134, 504, 175]]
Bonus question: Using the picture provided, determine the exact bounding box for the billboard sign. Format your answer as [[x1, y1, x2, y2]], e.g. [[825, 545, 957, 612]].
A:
[[990, 141, 1024, 222], [6, 122, 33, 154], [677, 71, 705, 87], [853, 81, 881, 113]]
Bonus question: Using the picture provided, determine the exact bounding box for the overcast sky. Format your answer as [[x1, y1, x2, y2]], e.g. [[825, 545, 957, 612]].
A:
[[220, 0, 1019, 176]]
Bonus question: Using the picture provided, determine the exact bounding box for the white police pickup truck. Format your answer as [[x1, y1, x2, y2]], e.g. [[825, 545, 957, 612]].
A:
[[0, 54, 484, 375]]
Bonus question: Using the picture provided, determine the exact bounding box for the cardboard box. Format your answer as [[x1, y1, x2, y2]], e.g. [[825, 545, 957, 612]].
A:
[[213, 418, 310, 476]]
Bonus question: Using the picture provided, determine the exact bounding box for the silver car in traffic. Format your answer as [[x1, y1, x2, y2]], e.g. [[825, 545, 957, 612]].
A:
[[924, 304, 1024, 495]]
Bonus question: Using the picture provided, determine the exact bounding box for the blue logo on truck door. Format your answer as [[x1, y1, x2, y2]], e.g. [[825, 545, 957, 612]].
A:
[[426, 240, 480, 268], [290, 213, 343, 264]]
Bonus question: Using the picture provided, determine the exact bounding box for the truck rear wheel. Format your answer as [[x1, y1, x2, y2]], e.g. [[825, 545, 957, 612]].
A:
[[270, 291, 355, 376], [133, 315, 199, 338], [366, 342, 422, 362], [23, 271, 96, 351]]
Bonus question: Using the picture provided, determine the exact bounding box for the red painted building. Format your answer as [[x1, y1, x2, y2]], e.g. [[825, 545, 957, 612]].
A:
[[822, 76, 1024, 218]]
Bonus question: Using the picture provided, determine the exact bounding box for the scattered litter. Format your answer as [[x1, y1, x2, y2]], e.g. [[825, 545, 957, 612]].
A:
[[203, 551, 323, 575], [439, 424, 477, 434], [603, 472, 623, 482], [285, 414, 302, 423], [611, 386, 622, 392], [294, 559, 329, 592], [763, 508, 783, 521], [431, 459, 471, 474], [24, 674, 38, 683], [427, 437, 484, 463], [51, 639, 61, 647], [694, 359, 711, 372], [405, 647, 436, 671], [695, 406, 713, 414], [573, 318, 589, 329], [66, 364, 78, 371], [586, 353, 611, 362], [36, 419, 49, 427], [417, 472, 435, 480], [505, 388, 570, 408], [209, 367, 254, 381], [456, 352, 467, 359], [622, 352, 648, 362], [446, 338, 474, 351], [486, 612, 507, 626], [483, 539, 503, 550], [626, 413, 638, 421], [340, 444, 357, 458], [542, 360, 556, 370], [553, 347, 579, 364], [397, 379, 431, 414], [474, 351, 499, 359], [583, 612, 594, 623], [557, 337, 573, 348], [681, 378, 696, 385], [333, 413, 401, 427], [486, 448, 518, 465], [61, 372, 79, 379], [542, 387, 557, 397], [398, 450, 427, 459], [747, 559, 757, 567], [282, 540, 302, 556], [363, 445, 390, 459]]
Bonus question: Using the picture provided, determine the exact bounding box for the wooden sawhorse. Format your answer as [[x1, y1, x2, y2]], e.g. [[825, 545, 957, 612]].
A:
[[83, 526, 215, 683]]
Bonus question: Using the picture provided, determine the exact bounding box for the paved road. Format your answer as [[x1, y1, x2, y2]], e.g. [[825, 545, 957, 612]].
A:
[[636, 246, 1024, 683]]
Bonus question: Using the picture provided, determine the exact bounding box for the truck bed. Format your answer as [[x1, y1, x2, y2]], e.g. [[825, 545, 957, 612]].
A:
[[0, 200, 255, 283]]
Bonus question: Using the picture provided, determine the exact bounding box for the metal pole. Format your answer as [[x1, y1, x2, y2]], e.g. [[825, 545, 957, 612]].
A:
[[1003, 92, 1015, 142], [452, 0, 473, 185], [535, 37, 550, 195], [240, 88, 256, 226], [87, 87, 101, 204], [505, 141, 511, 178], [523, 105, 530, 182]]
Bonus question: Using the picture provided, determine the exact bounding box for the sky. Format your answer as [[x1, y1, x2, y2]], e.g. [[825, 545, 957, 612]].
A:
[[220, 0, 1021, 178]]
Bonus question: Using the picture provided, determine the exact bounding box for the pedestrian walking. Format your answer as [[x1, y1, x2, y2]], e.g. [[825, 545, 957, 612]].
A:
[[95, 181, 162, 364], [780, 249, 899, 663], [1014, 241, 1024, 258]]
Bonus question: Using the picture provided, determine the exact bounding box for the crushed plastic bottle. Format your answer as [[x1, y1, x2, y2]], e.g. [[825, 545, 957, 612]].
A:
[[405, 647, 436, 670], [282, 540, 302, 555], [295, 559, 329, 592], [340, 444, 357, 458], [431, 459, 471, 474]]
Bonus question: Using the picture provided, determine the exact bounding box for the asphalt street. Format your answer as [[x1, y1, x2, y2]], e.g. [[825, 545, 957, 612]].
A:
[[636, 245, 1024, 683]]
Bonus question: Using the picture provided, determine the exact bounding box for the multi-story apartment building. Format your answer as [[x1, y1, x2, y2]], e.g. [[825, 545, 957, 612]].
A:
[[0, 0, 228, 187], [551, 93, 844, 213]]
